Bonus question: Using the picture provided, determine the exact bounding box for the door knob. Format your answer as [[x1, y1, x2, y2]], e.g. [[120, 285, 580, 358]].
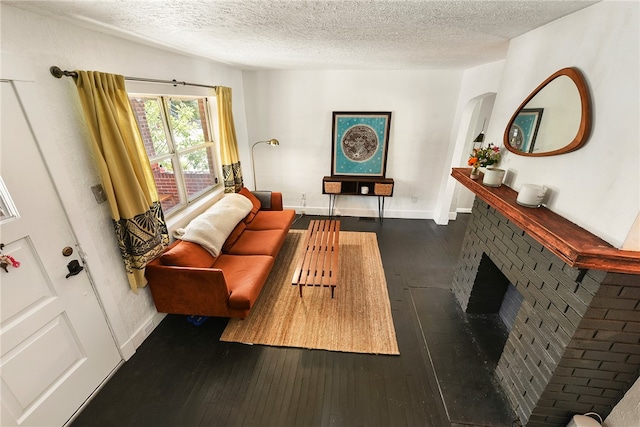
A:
[[65, 260, 84, 278]]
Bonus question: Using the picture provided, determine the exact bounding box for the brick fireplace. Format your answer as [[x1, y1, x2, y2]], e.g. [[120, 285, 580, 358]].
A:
[[451, 168, 640, 427]]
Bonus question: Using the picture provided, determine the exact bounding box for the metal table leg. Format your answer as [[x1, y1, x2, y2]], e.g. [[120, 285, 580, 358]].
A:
[[328, 194, 337, 219], [378, 196, 385, 223]]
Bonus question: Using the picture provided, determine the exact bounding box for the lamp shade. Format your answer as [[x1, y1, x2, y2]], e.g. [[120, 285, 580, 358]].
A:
[[474, 118, 486, 143], [472, 118, 486, 150]]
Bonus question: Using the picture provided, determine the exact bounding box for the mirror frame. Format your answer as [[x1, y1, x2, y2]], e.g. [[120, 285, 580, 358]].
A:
[[504, 67, 592, 157]]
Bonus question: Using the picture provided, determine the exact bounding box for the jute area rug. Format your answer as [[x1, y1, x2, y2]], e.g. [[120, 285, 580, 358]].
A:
[[220, 230, 400, 355]]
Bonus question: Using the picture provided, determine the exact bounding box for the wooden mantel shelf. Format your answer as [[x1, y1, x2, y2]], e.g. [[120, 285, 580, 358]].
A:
[[452, 168, 640, 274]]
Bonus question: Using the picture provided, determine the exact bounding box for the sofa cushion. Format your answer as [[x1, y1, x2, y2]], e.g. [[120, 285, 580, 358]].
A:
[[239, 187, 261, 224], [174, 193, 252, 256], [246, 210, 296, 231], [226, 229, 287, 257], [252, 191, 272, 209], [160, 241, 217, 268], [214, 254, 274, 310], [222, 221, 246, 253]]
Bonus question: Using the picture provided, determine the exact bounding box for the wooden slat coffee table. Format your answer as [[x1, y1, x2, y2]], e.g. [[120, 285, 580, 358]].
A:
[[291, 219, 340, 298]]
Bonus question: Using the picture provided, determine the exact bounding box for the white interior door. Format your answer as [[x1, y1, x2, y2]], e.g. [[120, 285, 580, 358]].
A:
[[1, 81, 122, 426]]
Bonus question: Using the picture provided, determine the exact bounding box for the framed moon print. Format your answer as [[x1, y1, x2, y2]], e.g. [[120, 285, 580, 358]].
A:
[[331, 111, 392, 177], [509, 108, 544, 153]]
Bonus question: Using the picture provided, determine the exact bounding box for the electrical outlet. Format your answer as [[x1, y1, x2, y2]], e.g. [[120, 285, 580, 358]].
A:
[[411, 195, 418, 203]]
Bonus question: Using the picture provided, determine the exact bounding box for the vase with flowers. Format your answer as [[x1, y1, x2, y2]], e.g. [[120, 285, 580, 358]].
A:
[[468, 143, 502, 179]]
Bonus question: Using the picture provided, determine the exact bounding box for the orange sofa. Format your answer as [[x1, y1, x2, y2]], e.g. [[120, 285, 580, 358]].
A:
[[145, 188, 295, 319]]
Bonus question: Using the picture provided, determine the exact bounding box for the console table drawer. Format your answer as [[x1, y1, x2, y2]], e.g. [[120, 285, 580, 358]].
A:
[[322, 176, 394, 196], [324, 181, 342, 194], [374, 183, 393, 196]]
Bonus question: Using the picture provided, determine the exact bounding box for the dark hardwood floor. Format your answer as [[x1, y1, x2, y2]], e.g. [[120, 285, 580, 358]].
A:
[[71, 214, 516, 427]]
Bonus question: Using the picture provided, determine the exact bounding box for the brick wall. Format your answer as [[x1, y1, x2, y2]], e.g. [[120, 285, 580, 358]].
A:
[[452, 199, 640, 426], [130, 98, 156, 157]]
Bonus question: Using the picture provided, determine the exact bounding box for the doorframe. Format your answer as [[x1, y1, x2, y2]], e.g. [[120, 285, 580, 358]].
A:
[[2, 52, 132, 359], [433, 92, 497, 225]]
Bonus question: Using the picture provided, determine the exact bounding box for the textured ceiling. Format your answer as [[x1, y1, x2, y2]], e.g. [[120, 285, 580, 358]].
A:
[[5, 0, 599, 70]]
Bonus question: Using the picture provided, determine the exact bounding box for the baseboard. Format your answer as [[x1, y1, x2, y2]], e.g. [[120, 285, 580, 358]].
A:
[[119, 311, 166, 360], [291, 206, 471, 221], [292, 206, 434, 220]]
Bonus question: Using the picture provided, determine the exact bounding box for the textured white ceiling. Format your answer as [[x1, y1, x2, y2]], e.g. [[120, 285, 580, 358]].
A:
[[5, 0, 599, 69]]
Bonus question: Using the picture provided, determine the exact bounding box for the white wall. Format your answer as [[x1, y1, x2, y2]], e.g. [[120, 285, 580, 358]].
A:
[[481, 0, 639, 249], [0, 4, 248, 357], [242, 69, 462, 219], [434, 60, 504, 224]]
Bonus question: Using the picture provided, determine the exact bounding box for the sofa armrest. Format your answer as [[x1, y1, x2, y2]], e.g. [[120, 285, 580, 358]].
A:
[[268, 192, 284, 210], [145, 262, 240, 317]]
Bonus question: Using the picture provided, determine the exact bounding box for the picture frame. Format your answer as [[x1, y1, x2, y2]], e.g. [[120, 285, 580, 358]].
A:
[[331, 111, 392, 177], [509, 108, 544, 153]]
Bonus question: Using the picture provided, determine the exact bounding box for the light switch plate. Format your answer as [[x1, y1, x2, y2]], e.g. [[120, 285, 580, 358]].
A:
[[91, 184, 107, 203]]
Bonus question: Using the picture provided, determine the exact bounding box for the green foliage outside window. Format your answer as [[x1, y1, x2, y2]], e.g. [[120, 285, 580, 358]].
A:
[[142, 98, 210, 173], [143, 100, 169, 156]]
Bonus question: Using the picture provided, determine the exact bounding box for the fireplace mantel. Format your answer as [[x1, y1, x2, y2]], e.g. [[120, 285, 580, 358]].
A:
[[452, 167, 640, 274]]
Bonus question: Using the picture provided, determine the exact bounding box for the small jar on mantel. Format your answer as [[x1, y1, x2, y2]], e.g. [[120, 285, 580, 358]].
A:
[[470, 165, 480, 179]]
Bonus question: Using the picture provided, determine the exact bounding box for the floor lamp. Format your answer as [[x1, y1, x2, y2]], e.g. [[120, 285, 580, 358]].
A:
[[251, 138, 279, 190]]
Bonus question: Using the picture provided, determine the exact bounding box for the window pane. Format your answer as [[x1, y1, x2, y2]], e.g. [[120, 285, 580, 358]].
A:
[[129, 94, 219, 217], [152, 158, 180, 213], [168, 98, 208, 151], [131, 97, 170, 157], [180, 148, 217, 199]]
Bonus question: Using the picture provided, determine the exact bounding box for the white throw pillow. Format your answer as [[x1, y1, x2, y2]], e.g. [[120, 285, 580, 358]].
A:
[[174, 194, 253, 256]]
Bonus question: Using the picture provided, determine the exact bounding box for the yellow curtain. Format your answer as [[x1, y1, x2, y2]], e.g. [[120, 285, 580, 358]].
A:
[[74, 71, 169, 292], [215, 86, 244, 193]]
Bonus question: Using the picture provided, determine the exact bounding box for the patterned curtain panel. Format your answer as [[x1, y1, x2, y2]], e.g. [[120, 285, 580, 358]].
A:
[[74, 71, 169, 292], [215, 86, 244, 193]]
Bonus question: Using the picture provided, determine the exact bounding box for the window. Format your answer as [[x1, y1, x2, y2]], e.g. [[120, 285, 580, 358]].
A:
[[130, 95, 219, 216]]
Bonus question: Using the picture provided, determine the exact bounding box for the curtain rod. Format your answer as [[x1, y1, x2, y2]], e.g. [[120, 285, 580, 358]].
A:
[[49, 66, 218, 90]]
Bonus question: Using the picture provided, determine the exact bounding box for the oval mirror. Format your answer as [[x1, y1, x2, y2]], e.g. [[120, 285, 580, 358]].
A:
[[504, 67, 591, 156]]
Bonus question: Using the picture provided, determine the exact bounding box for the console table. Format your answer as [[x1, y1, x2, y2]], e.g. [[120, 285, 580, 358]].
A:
[[322, 176, 394, 222]]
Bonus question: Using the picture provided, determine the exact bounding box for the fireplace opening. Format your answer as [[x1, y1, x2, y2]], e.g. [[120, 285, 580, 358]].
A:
[[499, 283, 524, 332], [465, 253, 523, 367]]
